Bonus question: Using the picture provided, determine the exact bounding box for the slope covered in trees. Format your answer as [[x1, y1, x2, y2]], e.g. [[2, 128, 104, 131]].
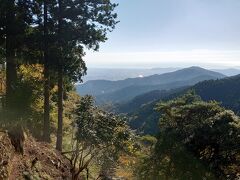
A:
[[116, 87, 188, 113], [136, 92, 240, 179], [123, 74, 240, 134]]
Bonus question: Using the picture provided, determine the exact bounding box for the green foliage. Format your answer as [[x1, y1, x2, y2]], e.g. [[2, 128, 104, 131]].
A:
[[0, 0, 119, 144], [151, 91, 240, 179], [69, 95, 134, 177], [75, 95, 132, 153], [38, 0, 119, 83], [139, 135, 157, 149], [75, 96, 130, 148]]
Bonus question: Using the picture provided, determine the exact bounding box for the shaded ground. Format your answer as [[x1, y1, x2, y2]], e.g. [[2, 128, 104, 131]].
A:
[[0, 131, 72, 179]]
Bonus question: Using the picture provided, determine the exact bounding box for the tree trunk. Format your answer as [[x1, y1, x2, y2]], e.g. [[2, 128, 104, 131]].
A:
[[56, 65, 63, 151], [5, 0, 17, 110], [43, 61, 50, 142], [6, 55, 17, 109], [43, 0, 51, 142], [56, 0, 63, 151]]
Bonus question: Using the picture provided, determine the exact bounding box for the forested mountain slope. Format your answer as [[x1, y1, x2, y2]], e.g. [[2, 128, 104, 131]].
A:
[[116, 87, 188, 113], [125, 74, 240, 135], [96, 74, 222, 104]]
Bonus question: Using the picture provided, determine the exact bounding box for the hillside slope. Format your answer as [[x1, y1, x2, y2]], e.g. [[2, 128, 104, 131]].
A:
[[0, 132, 71, 179], [116, 87, 188, 113], [124, 75, 240, 135]]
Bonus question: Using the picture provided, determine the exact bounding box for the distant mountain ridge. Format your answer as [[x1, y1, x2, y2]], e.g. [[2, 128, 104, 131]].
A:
[[211, 68, 240, 76], [82, 67, 240, 81], [95, 76, 209, 104], [82, 67, 179, 81], [77, 66, 226, 104]]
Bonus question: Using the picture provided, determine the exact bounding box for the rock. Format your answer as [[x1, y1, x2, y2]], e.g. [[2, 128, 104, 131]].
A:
[[1, 160, 8, 166], [31, 157, 38, 168], [23, 171, 31, 180]]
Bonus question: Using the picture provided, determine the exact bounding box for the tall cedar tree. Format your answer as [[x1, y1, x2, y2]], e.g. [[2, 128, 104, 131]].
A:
[[54, 0, 118, 151], [43, 0, 51, 142], [56, 0, 64, 151], [25, 0, 54, 142], [0, 0, 52, 140], [0, 0, 33, 111], [5, 0, 17, 110]]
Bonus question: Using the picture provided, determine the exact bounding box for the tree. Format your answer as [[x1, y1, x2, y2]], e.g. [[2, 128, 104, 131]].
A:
[[153, 91, 240, 179], [0, 0, 118, 152], [56, 0, 64, 151], [67, 95, 132, 179], [0, 0, 33, 110], [5, 0, 17, 109], [54, 0, 118, 151], [26, 0, 58, 142], [42, 0, 51, 142]]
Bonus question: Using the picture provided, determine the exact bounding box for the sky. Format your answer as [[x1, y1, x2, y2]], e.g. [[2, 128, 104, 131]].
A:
[[84, 0, 240, 69]]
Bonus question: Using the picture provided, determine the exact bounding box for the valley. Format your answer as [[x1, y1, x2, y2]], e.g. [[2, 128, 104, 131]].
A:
[[77, 67, 240, 135], [77, 66, 226, 104]]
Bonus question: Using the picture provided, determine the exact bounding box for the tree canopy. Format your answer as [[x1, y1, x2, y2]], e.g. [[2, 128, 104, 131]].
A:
[[69, 95, 133, 179], [149, 91, 240, 179]]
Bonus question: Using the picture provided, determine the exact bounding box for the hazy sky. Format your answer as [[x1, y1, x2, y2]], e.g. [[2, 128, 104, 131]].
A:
[[85, 0, 240, 68]]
